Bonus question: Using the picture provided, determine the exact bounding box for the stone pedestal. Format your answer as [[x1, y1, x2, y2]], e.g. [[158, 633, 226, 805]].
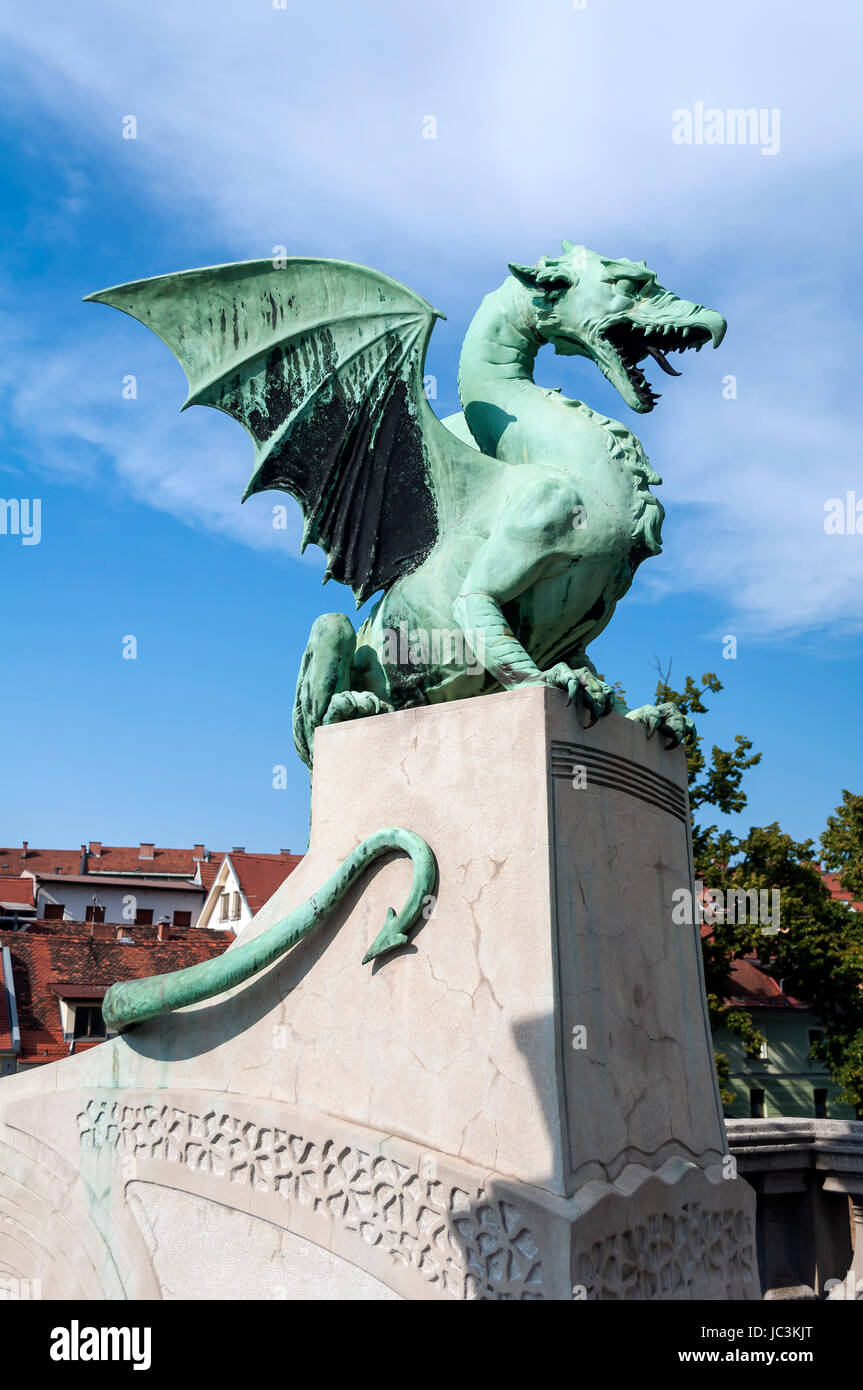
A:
[[0, 688, 758, 1300]]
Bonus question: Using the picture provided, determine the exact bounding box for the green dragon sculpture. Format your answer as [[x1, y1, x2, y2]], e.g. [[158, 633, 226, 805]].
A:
[[88, 243, 725, 1030]]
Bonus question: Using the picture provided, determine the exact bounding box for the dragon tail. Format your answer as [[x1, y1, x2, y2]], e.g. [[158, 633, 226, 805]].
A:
[[102, 829, 436, 1032]]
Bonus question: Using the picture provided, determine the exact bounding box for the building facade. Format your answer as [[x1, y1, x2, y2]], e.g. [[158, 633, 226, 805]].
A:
[[715, 956, 856, 1122], [195, 849, 301, 935], [0, 841, 222, 927]]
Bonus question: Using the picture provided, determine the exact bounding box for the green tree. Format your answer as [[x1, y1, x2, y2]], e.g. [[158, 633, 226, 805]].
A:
[[651, 664, 761, 876], [619, 665, 863, 1112], [651, 666, 764, 1102], [751, 819, 863, 1118], [654, 668, 863, 1114], [814, 788, 863, 1112], [821, 790, 863, 902]]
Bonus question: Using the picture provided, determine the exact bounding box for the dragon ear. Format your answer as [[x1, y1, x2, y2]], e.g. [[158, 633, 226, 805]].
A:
[[508, 261, 542, 289]]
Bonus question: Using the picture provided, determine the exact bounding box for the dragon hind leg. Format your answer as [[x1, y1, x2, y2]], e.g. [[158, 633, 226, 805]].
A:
[[292, 612, 358, 770], [292, 613, 394, 770]]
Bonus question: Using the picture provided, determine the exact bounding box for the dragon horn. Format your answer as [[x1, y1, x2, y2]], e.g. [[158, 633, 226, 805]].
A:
[[508, 261, 540, 286]]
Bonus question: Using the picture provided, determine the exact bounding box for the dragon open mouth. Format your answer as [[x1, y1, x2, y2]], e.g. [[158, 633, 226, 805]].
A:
[[602, 321, 712, 408]]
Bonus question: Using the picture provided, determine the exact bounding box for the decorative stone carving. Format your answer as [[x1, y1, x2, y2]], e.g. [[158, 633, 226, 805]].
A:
[[573, 1203, 756, 1300], [77, 1098, 543, 1301], [550, 740, 689, 823]]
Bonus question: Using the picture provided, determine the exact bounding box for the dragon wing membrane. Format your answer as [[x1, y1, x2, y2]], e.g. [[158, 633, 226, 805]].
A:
[[86, 257, 454, 605]]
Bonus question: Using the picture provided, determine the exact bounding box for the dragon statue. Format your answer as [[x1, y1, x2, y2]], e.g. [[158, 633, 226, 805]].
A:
[[88, 244, 725, 1030]]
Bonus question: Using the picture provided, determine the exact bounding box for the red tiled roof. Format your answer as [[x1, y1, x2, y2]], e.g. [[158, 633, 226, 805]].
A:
[[821, 870, 863, 913], [197, 860, 222, 892], [0, 845, 224, 879], [0, 876, 35, 906], [25, 920, 200, 943], [700, 920, 805, 1009], [0, 920, 230, 1065], [81, 845, 223, 876], [0, 848, 82, 877], [227, 852, 302, 913], [716, 870, 860, 1011], [725, 956, 805, 1009]]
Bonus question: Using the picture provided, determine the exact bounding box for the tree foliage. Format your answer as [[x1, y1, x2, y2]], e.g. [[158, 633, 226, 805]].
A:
[[654, 665, 863, 1115], [651, 667, 765, 1071], [821, 790, 863, 902]]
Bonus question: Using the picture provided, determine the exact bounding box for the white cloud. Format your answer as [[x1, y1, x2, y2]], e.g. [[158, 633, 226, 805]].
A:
[[0, 324, 305, 557], [2, 0, 860, 259]]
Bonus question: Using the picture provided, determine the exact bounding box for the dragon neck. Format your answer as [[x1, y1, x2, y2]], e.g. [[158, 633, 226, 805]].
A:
[[457, 278, 547, 455], [456, 275, 664, 565]]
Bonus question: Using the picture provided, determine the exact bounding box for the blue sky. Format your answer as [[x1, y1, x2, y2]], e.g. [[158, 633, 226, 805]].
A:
[[0, 0, 861, 857]]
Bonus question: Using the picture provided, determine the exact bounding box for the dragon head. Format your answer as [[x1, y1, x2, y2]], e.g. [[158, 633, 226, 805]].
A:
[[508, 242, 726, 413]]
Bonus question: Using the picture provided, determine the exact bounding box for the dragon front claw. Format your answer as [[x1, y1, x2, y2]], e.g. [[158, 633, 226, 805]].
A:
[[540, 663, 616, 727], [323, 691, 394, 725], [625, 701, 696, 750]]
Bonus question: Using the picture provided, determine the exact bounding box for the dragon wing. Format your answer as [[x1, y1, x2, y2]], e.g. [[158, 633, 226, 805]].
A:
[[86, 257, 460, 605]]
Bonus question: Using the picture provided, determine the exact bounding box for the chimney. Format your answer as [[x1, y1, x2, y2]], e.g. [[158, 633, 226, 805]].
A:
[[193, 843, 205, 860], [115, 926, 125, 942], [232, 846, 245, 854], [157, 919, 166, 942], [280, 848, 292, 856], [139, 843, 155, 860], [21, 840, 28, 859], [89, 841, 102, 858]]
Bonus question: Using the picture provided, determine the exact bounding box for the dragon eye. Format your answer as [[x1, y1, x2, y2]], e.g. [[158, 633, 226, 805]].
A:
[[615, 276, 649, 297]]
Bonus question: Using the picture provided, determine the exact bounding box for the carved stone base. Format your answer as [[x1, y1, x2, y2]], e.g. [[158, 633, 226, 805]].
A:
[[0, 689, 759, 1299]]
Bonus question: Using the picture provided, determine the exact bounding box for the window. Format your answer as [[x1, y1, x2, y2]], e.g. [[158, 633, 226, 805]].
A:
[[749, 1088, 765, 1119], [758, 1040, 769, 1060], [813, 1088, 828, 1119], [173, 911, 191, 928], [219, 893, 230, 923], [808, 1029, 824, 1061], [230, 892, 241, 920], [43, 903, 64, 920], [73, 1005, 105, 1040], [134, 908, 153, 925], [85, 905, 105, 923], [1, 1058, 16, 1077]]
